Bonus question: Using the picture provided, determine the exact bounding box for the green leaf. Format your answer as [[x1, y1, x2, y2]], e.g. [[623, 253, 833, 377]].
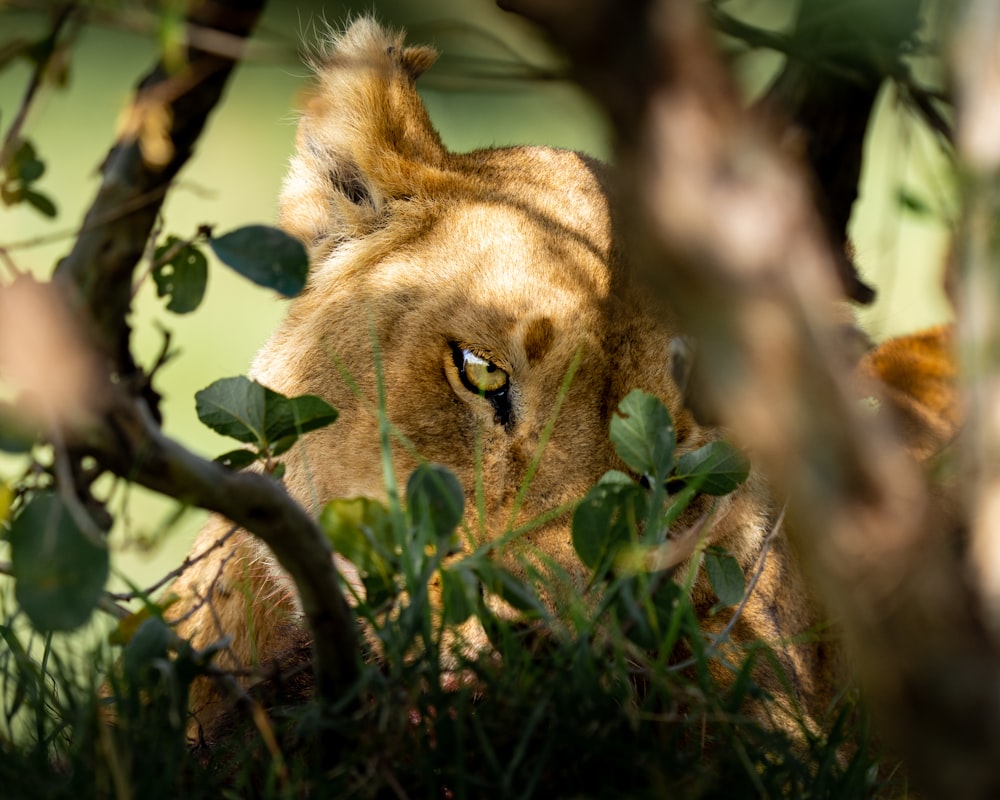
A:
[[572, 476, 648, 572], [703, 547, 745, 607], [209, 225, 309, 297], [196, 376, 267, 445], [672, 441, 750, 496], [122, 616, 172, 684], [195, 376, 337, 452], [406, 463, 464, 540], [214, 448, 259, 470], [22, 188, 57, 218], [12, 140, 45, 183], [320, 496, 396, 578], [277, 394, 339, 442], [471, 561, 546, 616], [7, 491, 109, 632], [6, 139, 43, 183], [152, 236, 208, 314], [610, 390, 676, 482]]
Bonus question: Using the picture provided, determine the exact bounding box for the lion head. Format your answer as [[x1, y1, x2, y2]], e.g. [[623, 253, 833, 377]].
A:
[[171, 18, 890, 735]]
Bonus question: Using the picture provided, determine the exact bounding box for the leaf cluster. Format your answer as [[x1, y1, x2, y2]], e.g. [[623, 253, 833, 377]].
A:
[[574, 389, 750, 608], [152, 224, 310, 315], [196, 375, 337, 473], [1, 139, 56, 218]]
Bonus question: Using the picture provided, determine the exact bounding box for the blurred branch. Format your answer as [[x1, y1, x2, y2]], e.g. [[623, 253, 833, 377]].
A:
[[954, 6, 1000, 785], [501, 0, 996, 797], [54, 0, 260, 369], [3, 0, 296, 65], [753, 0, 925, 305], [35, 0, 359, 715], [0, 3, 77, 169]]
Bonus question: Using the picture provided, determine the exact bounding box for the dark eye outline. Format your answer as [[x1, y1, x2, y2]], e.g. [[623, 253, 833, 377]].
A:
[[449, 343, 514, 430]]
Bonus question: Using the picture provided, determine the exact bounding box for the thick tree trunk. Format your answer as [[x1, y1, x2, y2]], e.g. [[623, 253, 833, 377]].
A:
[[501, 1, 1000, 797]]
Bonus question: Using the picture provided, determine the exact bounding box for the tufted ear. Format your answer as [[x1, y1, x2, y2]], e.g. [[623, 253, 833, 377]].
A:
[[278, 18, 447, 249]]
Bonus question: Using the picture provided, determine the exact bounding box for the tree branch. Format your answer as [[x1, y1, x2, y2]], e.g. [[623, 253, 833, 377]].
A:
[[0, 3, 77, 170], [54, 0, 261, 370], [83, 388, 359, 706], [502, 0, 995, 796], [40, 0, 359, 714]]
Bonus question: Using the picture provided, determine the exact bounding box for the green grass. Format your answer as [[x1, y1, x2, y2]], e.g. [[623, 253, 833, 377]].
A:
[[0, 389, 900, 799]]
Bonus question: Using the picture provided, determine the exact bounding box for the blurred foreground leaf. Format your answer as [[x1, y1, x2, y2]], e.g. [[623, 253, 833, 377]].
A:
[[7, 491, 109, 631], [704, 547, 745, 607], [407, 463, 464, 540]]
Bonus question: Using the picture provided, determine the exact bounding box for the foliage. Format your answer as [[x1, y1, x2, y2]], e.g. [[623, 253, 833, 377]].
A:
[[0, 2, 935, 798], [1, 138, 56, 218], [0, 371, 887, 798], [196, 375, 337, 472], [7, 491, 109, 632]]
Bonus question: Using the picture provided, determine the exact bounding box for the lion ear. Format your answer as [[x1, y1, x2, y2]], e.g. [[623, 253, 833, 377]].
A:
[[278, 18, 446, 249]]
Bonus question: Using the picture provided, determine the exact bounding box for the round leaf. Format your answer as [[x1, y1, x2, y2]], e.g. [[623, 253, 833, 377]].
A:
[[320, 496, 395, 577], [610, 390, 676, 482], [152, 237, 208, 314], [196, 376, 338, 453], [572, 477, 649, 572], [195, 376, 267, 445], [9, 139, 44, 182], [122, 616, 173, 684], [209, 224, 309, 297], [8, 492, 109, 632], [672, 441, 750, 496], [704, 547, 745, 607]]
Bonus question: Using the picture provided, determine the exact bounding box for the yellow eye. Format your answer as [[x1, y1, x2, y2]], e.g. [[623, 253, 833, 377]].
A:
[[458, 348, 508, 394]]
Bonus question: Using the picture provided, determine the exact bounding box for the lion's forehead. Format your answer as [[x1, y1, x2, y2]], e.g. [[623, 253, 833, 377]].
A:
[[365, 200, 613, 307]]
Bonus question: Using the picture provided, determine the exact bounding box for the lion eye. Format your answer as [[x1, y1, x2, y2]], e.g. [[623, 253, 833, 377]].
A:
[[450, 344, 513, 429], [457, 348, 508, 394]]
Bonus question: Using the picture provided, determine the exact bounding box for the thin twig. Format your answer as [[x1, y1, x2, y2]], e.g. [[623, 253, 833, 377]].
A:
[[106, 523, 239, 604], [709, 505, 785, 648], [0, 4, 76, 169]]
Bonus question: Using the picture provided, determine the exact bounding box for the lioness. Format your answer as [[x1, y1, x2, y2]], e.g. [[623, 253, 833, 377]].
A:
[[170, 18, 957, 737]]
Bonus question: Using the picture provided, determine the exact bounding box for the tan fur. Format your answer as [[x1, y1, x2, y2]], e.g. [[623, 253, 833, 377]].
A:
[[168, 19, 957, 738]]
